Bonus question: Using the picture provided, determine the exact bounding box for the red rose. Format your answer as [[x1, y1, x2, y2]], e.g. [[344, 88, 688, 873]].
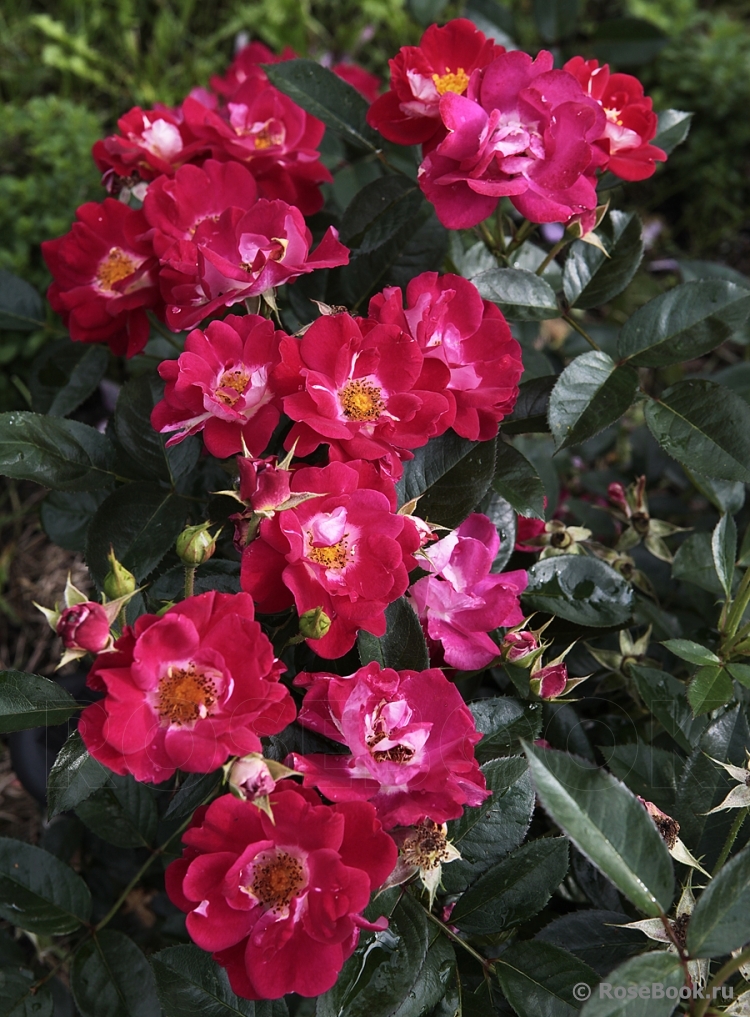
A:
[[209, 42, 296, 99], [56, 602, 111, 654], [92, 105, 206, 181], [41, 199, 162, 357], [367, 18, 504, 150], [279, 312, 452, 478], [368, 272, 523, 441], [150, 315, 287, 459], [78, 591, 295, 783], [165, 784, 397, 999], [240, 460, 421, 659], [292, 661, 489, 827]]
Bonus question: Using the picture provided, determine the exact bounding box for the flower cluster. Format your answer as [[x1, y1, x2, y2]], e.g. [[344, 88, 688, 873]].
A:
[[368, 19, 666, 230]]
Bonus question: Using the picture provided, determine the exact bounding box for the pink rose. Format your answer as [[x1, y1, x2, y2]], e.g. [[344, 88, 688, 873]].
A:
[[530, 663, 568, 699], [56, 602, 111, 653]]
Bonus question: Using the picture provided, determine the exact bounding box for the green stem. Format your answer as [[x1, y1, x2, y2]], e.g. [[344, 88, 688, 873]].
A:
[[507, 218, 536, 253], [536, 238, 569, 276], [494, 207, 507, 255], [724, 567, 750, 640], [562, 314, 601, 351], [692, 944, 750, 1017], [422, 907, 495, 973], [477, 220, 502, 259], [713, 807, 749, 875], [184, 566, 195, 599]]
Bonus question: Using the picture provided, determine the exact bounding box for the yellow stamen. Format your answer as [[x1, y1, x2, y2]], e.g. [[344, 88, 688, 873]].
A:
[[96, 248, 138, 292], [339, 379, 384, 423], [251, 852, 305, 911], [157, 663, 217, 726], [432, 68, 469, 96]]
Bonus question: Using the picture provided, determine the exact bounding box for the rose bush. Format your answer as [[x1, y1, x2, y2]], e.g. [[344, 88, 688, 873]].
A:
[[3, 14, 750, 1017]]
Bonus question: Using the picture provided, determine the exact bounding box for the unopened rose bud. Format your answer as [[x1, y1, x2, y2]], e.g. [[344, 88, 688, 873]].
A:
[[503, 630, 539, 663], [238, 456, 293, 514], [103, 548, 136, 599], [299, 606, 331, 641], [607, 482, 630, 514], [530, 663, 569, 699], [176, 522, 218, 566], [56, 602, 111, 653], [228, 754, 276, 801]]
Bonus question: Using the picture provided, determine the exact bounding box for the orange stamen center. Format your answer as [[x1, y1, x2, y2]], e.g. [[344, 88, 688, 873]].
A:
[[432, 68, 469, 96], [251, 852, 305, 911], [339, 379, 384, 423], [157, 663, 217, 726], [215, 368, 250, 406], [307, 538, 349, 569], [96, 248, 138, 292]]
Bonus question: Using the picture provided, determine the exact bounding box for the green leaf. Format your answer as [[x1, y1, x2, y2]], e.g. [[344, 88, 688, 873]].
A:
[[40, 489, 107, 553], [645, 380, 750, 482], [492, 441, 545, 518], [30, 341, 109, 417], [661, 640, 721, 666], [536, 910, 648, 977], [397, 431, 476, 507], [0, 412, 116, 491], [523, 742, 674, 916], [687, 665, 734, 716], [152, 944, 259, 1017], [0, 670, 79, 732], [0, 837, 91, 934], [473, 268, 559, 320], [629, 665, 707, 753], [479, 490, 517, 571], [495, 941, 599, 1017], [727, 662, 750, 689], [443, 757, 534, 893], [75, 774, 158, 848], [672, 532, 724, 595], [452, 837, 569, 935], [548, 351, 638, 450], [358, 597, 429, 672], [113, 375, 171, 483], [317, 893, 454, 1017], [711, 513, 737, 596], [679, 260, 750, 289], [86, 482, 189, 587], [164, 770, 222, 822], [72, 931, 161, 1017], [532, 0, 578, 41], [339, 177, 422, 249], [417, 438, 497, 528], [47, 731, 110, 818], [0, 270, 45, 330], [0, 968, 53, 1017], [471, 698, 542, 763], [503, 376, 555, 435], [264, 59, 380, 151], [524, 556, 634, 627], [579, 952, 683, 1016], [617, 281, 750, 367], [687, 843, 750, 958], [653, 110, 693, 154], [149, 560, 240, 601], [563, 211, 643, 310]]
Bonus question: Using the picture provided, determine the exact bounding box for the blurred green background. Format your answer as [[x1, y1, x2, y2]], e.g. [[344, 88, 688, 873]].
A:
[[1, 0, 749, 408]]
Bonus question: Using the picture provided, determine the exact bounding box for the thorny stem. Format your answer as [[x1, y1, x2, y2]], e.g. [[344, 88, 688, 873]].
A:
[[658, 911, 693, 992], [184, 566, 195, 599], [562, 314, 601, 351], [422, 907, 495, 974], [713, 807, 749, 875], [692, 944, 750, 1017]]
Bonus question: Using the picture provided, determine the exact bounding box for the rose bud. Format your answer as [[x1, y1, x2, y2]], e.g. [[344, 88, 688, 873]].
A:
[[225, 753, 301, 821], [176, 522, 219, 566], [530, 663, 569, 699], [298, 606, 332, 641], [56, 602, 111, 653], [503, 630, 539, 663], [103, 548, 136, 599], [238, 456, 293, 514]]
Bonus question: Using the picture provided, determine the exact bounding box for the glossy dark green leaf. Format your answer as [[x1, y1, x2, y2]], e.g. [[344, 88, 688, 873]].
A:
[[548, 352, 638, 450], [0, 838, 91, 934], [317, 893, 454, 1017], [0, 270, 44, 330], [0, 968, 53, 1017], [617, 281, 750, 367], [453, 837, 569, 935], [76, 774, 158, 848], [417, 438, 496, 528], [600, 742, 683, 816], [563, 211, 643, 309], [645, 380, 750, 482], [0, 412, 116, 491], [443, 757, 534, 893], [532, 0, 578, 41], [0, 670, 79, 732], [524, 743, 674, 916], [479, 490, 517, 571], [471, 698, 542, 763], [679, 260, 750, 288], [72, 931, 160, 1017], [495, 941, 599, 1017], [47, 731, 110, 818], [384, 210, 448, 292], [339, 177, 421, 249], [164, 770, 222, 821], [358, 597, 429, 672], [524, 555, 634, 627], [629, 665, 707, 753], [114, 375, 171, 482], [653, 110, 693, 154], [264, 59, 380, 151], [727, 662, 750, 689], [473, 268, 559, 320], [503, 376, 555, 434], [152, 944, 275, 1017], [661, 640, 721, 666], [588, 17, 667, 66], [687, 666, 734, 717], [397, 431, 476, 507], [30, 341, 109, 417], [492, 441, 545, 518], [687, 844, 750, 958], [40, 489, 107, 552], [711, 513, 736, 596], [579, 952, 683, 1016], [536, 911, 647, 978], [672, 532, 723, 595], [86, 482, 189, 587]]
